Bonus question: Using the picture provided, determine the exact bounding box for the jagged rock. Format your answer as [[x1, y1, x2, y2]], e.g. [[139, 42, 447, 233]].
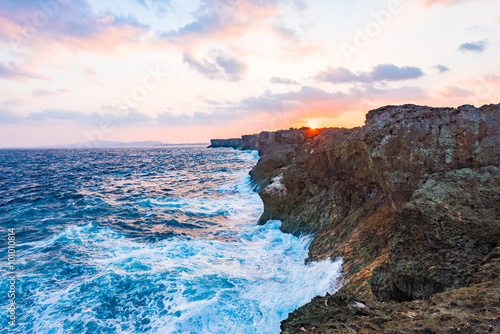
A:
[[281, 281, 500, 333], [208, 134, 259, 150], [245, 104, 499, 333], [370, 167, 500, 302], [241, 134, 259, 150], [209, 138, 243, 149]]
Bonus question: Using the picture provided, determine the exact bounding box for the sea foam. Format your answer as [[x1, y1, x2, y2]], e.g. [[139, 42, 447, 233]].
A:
[[3, 149, 342, 334]]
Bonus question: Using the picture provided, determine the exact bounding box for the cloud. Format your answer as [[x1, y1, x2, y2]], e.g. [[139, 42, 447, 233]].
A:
[[365, 65, 425, 82], [157, 109, 248, 126], [271, 24, 297, 40], [84, 65, 98, 77], [134, 0, 173, 17], [0, 61, 46, 81], [485, 74, 500, 84], [235, 86, 345, 114], [1, 98, 31, 107], [0, 81, 430, 129], [433, 65, 450, 73], [100, 104, 138, 113], [270, 77, 299, 85], [0, 105, 248, 128], [159, 0, 280, 45], [0, 109, 20, 123], [421, 0, 471, 6], [0, 108, 153, 125], [351, 85, 428, 101], [32, 88, 69, 96], [464, 25, 487, 33], [458, 40, 488, 52], [25, 109, 86, 122], [204, 99, 225, 105], [276, 86, 347, 104], [316, 64, 424, 84], [290, 0, 307, 11], [183, 49, 246, 81], [232, 84, 428, 117], [438, 86, 471, 98], [237, 90, 298, 113], [0, 0, 150, 52]]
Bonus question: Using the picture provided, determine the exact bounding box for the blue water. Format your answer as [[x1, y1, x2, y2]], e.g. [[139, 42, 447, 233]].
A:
[[0, 147, 342, 334]]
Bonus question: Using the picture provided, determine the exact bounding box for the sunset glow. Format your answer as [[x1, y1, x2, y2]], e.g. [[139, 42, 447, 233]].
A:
[[305, 120, 318, 129], [0, 0, 498, 147]]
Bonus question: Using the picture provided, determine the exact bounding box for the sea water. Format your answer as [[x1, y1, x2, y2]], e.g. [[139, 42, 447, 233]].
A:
[[0, 147, 342, 334]]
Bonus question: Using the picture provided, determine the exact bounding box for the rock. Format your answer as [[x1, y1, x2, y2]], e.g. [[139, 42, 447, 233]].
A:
[[353, 301, 366, 308], [241, 134, 259, 150], [370, 167, 500, 302], [209, 138, 243, 149], [281, 282, 500, 333], [257, 131, 278, 156], [245, 104, 500, 333], [208, 134, 259, 151]]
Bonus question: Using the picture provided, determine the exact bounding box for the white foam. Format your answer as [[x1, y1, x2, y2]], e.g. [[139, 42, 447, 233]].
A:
[[265, 174, 285, 192], [10, 150, 343, 334]]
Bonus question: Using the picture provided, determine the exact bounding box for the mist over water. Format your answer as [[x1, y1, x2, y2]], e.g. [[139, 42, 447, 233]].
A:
[[0, 147, 342, 334]]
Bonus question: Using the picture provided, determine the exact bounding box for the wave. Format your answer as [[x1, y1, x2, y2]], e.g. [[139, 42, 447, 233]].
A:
[[1, 149, 343, 334]]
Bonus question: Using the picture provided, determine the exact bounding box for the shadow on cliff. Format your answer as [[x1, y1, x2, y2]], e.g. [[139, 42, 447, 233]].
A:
[[219, 104, 500, 333]]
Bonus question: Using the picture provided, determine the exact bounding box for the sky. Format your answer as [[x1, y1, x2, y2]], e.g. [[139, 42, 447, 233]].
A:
[[0, 0, 499, 147]]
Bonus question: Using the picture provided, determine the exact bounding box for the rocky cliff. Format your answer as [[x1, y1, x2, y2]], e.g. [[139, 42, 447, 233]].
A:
[[245, 104, 499, 333], [208, 134, 259, 150], [209, 138, 243, 149]]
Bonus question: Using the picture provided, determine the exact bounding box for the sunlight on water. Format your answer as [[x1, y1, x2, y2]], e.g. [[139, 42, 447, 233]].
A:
[[0, 148, 342, 334]]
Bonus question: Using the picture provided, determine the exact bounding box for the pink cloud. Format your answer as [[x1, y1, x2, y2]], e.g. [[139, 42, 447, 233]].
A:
[[438, 86, 472, 98], [485, 75, 500, 84], [0, 1, 149, 54], [0, 61, 49, 81], [158, 0, 281, 48], [421, 0, 471, 6]]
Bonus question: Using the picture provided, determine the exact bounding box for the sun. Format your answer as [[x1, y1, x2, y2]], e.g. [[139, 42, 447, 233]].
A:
[[306, 119, 319, 129]]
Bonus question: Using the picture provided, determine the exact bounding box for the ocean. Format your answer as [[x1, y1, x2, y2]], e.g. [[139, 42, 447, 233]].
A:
[[0, 147, 342, 334]]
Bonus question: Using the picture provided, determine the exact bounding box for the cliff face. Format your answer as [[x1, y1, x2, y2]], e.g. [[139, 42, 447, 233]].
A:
[[241, 134, 260, 151], [246, 104, 500, 333], [208, 134, 259, 150], [209, 138, 243, 149]]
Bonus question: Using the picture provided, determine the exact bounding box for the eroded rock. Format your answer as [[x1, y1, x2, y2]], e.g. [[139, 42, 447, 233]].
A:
[[247, 104, 500, 333]]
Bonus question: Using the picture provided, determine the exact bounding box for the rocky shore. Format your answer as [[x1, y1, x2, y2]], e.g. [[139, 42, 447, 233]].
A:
[[212, 104, 500, 333], [208, 134, 259, 150]]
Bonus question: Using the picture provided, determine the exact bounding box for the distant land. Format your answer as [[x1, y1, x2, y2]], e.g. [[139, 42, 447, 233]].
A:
[[2, 140, 210, 149]]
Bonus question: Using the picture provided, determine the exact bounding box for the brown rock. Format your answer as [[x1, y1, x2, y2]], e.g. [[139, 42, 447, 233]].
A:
[[246, 104, 500, 333]]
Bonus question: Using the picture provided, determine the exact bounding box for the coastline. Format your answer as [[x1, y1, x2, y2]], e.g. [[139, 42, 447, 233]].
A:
[[211, 104, 500, 333]]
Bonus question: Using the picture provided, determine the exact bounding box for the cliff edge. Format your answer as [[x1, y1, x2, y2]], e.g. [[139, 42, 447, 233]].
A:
[[246, 104, 499, 333], [208, 134, 259, 150]]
